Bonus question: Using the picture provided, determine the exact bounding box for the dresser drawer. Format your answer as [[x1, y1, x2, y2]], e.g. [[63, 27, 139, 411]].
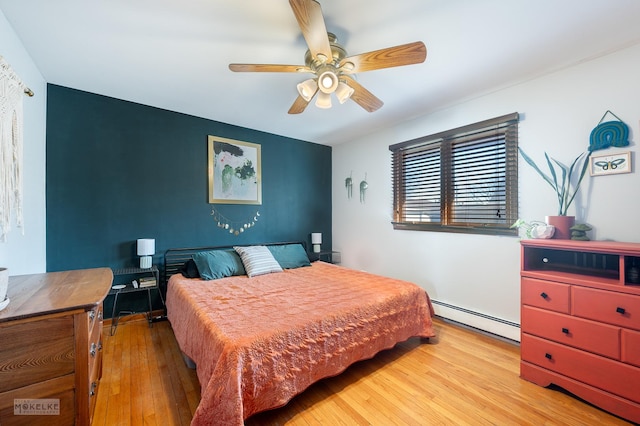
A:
[[89, 376, 100, 425], [521, 305, 620, 359], [87, 304, 103, 333], [88, 310, 102, 382], [521, 278, 570, 313], [521, 334, 640, 403], [573, 287, 640, 331], [622, 329, 640, 367], [0, 316, 75, 393], [0, 380, 76, 426]]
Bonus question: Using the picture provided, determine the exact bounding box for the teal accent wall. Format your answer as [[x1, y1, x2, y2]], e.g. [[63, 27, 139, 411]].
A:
[[46, 85, 331, 315]]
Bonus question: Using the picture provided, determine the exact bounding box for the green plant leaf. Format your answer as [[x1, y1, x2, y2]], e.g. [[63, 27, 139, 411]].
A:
[[564, 151, 591, 215], [550, 157, 570, 215], [519, 148, 590, 216], [518, 148, 556, 189], [544, 153, 564, 215]]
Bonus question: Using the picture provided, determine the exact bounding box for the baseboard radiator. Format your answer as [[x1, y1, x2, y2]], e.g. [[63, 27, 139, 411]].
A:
[[431, 299, 521, 342]]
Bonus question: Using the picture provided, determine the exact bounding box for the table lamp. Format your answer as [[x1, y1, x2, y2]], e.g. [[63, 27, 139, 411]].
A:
[[137, 238, 155, 269], [311, 232, 322, 253]]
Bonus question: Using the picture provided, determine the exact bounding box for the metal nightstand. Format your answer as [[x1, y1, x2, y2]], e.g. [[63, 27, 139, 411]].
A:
[[317, 250, 341, 264], [109, 266, 164, 335]]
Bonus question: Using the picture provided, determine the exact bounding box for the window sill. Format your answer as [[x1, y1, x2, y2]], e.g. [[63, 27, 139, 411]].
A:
[[391, 222, 518, 236]]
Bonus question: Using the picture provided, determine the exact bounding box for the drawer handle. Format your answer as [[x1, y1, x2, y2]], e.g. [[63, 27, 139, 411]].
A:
[[561, 327, 569, 334], [545, 353, 553, 360], [98, 341, 103, 352], [89, 310, 96, 321], [616, 307, 626, 315], [90, 342, 97, 358], [540, 292, 548, 299], [90, 381, 97, 397]]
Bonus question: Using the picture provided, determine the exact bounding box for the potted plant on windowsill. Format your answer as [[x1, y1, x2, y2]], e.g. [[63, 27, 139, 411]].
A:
[[518, 148, 592, 239]]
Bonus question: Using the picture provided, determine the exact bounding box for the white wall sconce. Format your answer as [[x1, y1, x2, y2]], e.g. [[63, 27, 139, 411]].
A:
[[311, 232, 322, 253], [137, 238, 155, 269]]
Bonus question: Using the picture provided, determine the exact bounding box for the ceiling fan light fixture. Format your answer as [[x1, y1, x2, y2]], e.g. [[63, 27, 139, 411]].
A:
[[315, 91, 332, 109], [297, 78, 318, 102], [321, 75, 334, 89], [316, 69, 339, 94], [335, 81, 354, 104], [230, 0, 426, 114]]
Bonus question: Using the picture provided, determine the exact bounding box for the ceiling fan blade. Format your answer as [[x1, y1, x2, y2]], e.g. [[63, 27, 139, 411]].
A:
[[341, 75, 383, 113], [289, 0, 332, 61], [229, 64, 312, 73], [288, 94, 312, 114], [339, 41, 427, 73]]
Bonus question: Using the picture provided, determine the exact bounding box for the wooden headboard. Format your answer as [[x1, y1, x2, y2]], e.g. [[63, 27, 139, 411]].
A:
[[163, 241, 308, 285]]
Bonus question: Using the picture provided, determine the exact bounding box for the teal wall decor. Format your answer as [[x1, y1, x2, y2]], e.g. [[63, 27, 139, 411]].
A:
[[589, 110, 629, 151]]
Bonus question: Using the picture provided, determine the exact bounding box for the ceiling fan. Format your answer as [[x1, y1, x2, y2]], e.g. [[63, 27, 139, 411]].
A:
[[229, 0, 427, 114]]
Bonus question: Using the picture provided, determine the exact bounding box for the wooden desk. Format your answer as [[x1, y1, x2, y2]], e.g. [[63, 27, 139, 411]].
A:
[[0, 268, 112, 425]]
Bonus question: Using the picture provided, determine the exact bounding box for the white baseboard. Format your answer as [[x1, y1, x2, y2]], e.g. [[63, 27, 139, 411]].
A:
[[431, 299, 521, 342]]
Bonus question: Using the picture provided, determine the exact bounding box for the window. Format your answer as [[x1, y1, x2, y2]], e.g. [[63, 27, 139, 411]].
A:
[[390, 113, 519, 235]]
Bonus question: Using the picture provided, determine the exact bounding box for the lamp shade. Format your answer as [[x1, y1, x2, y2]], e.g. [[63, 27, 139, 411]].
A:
[[315, 92, 332, 109], [297, 79, 318, 102], [335, 81, 354, 104], [311, 233, 322, 253], [317, 69, 338, 93], [137, 239, 155, 256]]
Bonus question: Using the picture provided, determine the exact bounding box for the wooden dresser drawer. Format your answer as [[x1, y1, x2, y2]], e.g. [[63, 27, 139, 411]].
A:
[[89, 377, 100, 425], [88, 309, 102, 382], [521, 334, 640, 403], [0, 377, 76, 426], [521, 305, 620, 359], [521, 277, 570, 313], [88, 304, 102, 333], [622, 329, 640, 367], [573, 287, 640, 331], [0, 316, 75, 393], [88, 307, 103, 425]]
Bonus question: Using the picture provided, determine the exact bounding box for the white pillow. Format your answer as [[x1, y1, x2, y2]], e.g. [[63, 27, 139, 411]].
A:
[[234, 245, 283, 277]]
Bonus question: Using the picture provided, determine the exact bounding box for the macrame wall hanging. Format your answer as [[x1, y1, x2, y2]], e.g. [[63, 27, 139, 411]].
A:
[[0, 55, 33, 242], [211, 207, 260, 236], [589, 110, 629, 152]]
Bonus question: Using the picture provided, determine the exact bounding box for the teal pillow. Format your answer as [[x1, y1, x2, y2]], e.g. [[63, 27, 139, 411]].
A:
[[192, 249, 246, 280], [267, 244, 311, 269]]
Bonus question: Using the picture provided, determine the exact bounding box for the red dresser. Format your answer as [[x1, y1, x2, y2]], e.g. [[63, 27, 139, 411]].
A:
[[520, 239, 640, 424]]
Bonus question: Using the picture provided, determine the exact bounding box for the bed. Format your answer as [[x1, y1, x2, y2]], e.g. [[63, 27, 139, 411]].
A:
[[164, 243, 435, 425]]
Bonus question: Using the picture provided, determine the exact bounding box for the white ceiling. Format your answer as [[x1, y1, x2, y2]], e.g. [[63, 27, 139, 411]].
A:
[[2, 0, 640, 145]]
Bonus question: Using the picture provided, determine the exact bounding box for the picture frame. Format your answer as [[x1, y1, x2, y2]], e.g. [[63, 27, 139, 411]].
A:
[[589, 151, 631, 176], [208, 135, 262, 204]]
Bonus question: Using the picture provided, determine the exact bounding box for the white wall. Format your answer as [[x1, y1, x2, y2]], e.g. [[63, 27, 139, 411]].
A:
[[0, 10, 47, 275], [333, 43, 640, 340]]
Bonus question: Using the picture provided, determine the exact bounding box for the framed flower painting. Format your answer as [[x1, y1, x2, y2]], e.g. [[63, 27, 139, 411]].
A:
[[208, 135, 262, 204]]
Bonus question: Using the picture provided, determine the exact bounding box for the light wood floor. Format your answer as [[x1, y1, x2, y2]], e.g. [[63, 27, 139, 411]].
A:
[[93, 316, 633, 425]]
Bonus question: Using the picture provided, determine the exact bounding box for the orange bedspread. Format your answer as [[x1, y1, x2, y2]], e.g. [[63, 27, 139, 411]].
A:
[[166, 261, 435, 425]]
